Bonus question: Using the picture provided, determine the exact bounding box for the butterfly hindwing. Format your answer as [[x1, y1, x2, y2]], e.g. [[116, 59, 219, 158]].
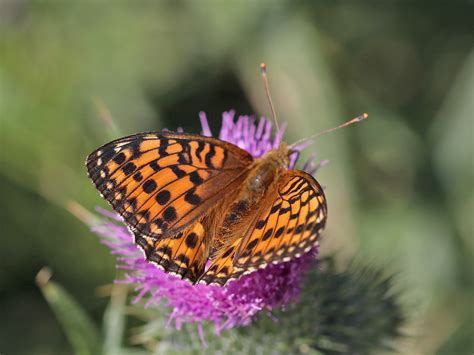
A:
[[200, 170, 327, 285], [236, 170, 327, 266], [134, 217, 211, 282], [86, 132, 254, 239]]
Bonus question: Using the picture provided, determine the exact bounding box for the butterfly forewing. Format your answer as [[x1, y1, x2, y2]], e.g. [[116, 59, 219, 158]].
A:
[[86, 132, 254, 239], [200, 170, 327, 285]]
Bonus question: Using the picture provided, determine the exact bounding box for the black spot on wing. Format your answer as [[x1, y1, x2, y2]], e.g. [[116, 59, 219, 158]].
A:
[[158, 137, 169, 155], [170, 165, 186, 178], [262, 228, 273, 241], [122, 162, 137, 175], [185, 232, 198, 248], [270, 203, 281, 214], [189, 171, 204, 185], [246, 239, 259, 250], [133, 171, 143, 182], [163, 206, 177, 222], [204, 144, 216, 168], [150, 160, 160, 171], [184, 189, 202, 205], [275, 226, 285, 238], [155, 190, 171, 205], [113, 152, 126, 164], [143, 179, 157, 193], [195, 141, 205, 162], [222, 246, 234, 258]]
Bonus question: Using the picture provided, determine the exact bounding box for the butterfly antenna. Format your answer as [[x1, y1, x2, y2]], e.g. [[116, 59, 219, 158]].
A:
[[289, 113, 368, 149], [260, 63, 279, 132]]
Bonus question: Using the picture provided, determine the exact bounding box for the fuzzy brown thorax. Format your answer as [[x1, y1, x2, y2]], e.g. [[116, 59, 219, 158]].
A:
[[211, 144, 290, 253], [245, 143, 290, 198]]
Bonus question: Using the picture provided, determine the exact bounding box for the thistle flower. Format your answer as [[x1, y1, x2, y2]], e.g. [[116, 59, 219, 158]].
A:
[[91, 110, 325, 334]]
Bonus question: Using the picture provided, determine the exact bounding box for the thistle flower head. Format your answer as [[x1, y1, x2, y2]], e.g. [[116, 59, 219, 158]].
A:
[[91, 111, 325, 332]]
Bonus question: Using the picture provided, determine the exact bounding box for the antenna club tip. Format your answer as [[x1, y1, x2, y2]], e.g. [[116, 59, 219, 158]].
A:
[[260, 63, 267, 73], [353, 113, 368, 122]]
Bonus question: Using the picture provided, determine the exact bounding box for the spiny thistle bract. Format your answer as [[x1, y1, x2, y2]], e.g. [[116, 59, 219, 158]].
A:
[[130, 257, 405, 354]]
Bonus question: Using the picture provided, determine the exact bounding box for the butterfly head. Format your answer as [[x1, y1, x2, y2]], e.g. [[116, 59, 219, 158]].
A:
[[263, 142, 291, 168]]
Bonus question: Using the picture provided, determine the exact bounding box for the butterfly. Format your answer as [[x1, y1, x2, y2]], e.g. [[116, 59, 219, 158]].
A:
[[86, 130, 327, 286]]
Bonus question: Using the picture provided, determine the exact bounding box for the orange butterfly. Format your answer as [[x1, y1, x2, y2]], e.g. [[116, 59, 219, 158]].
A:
[[86, 65, 366, 286]]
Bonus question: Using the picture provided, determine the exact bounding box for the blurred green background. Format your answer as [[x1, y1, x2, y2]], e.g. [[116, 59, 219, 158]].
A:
[[1, 1, 472, 354]]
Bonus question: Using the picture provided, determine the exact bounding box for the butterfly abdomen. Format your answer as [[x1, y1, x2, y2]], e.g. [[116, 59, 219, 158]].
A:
[[210, 147, 289, 254]]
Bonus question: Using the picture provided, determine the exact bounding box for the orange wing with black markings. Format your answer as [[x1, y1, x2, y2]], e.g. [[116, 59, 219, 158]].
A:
[[200, 170, 327, 285], [86, 131, 254, 239], [133, 216, 211, 283]]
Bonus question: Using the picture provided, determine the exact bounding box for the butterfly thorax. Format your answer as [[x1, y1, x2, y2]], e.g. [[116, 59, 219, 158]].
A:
[[246, 143, 290, 195], [210, 144, 290, 254]]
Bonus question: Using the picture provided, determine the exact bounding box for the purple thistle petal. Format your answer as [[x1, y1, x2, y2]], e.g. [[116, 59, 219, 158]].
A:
[[93, 215, 318, 331], [96, 206, 122, 221], [303, 152, 319, 173], [289, 151, 299, 169], [90, 110, 326, 332], [291, 138, 314, 153], [307, 159, 330, 176], [273, 121, 287, 149], [199, 111, 213, 137], [256, 116, 265, 139]]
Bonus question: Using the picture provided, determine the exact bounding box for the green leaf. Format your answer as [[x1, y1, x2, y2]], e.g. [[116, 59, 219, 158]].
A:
[[102, 284, 127, 355], [36, 268, 102, 355]]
